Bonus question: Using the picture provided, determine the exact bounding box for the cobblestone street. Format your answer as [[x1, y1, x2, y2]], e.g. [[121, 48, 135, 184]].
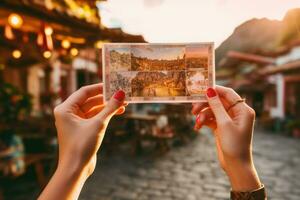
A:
[[79, 130, 300, 200]]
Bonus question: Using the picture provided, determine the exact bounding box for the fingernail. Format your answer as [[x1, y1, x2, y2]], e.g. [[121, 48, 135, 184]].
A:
[[196, 113, 205, 125], [206, 87, 217, 98], [113, 90, 125, 101], [196, 114, 202, 125]]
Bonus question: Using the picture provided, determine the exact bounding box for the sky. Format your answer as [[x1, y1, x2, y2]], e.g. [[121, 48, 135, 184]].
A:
[[131, 46, 185, 60], [111, 47, 130, 54], [98, 0, 300, 47], [186, 46, 209, 58]]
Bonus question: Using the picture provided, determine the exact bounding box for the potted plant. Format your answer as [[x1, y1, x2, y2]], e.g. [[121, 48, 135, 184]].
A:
[[0, 83, 32, 130]]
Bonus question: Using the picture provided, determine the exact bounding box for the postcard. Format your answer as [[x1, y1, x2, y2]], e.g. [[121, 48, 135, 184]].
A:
[[103, 43, 215, 103]]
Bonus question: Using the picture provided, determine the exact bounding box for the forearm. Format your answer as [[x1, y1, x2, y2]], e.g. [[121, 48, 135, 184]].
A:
[[38, 163, 89, 200], [226, 159, 261, 192]]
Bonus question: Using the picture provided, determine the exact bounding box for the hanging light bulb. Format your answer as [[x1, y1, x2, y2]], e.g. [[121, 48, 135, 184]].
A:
[[12, 50, 22, 59], [4, 25, 14, 40], [95, 40, 104, 49], [37, 23, 53, 51], [70, 48, 79, 56], [61, 39, 71, 49], [8, 13, 23, 29], [44, 26, 53, 35], [43, 51, 52, 59], [45, 26, 54, 50]]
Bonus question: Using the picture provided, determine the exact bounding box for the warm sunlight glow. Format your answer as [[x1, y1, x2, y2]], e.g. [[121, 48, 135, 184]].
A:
[[98, 0, 300, 46]]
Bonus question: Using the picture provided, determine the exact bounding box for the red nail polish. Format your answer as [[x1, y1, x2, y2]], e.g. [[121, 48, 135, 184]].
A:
[[113, 90, 125, 101], [196, 114, 201, 125], [206, 87, 217, 98]]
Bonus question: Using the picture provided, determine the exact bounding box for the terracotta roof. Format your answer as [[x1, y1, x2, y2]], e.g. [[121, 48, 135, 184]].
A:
[[0, 0, 145, 43], [218, 51, 275, 68]]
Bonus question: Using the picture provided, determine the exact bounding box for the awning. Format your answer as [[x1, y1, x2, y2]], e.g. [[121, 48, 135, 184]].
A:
[[259, 60, 300, 75]]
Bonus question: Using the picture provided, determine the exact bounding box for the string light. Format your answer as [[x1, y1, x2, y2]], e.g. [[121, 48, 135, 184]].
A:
[[43, 51, 52, 59], [4, 25, 14, 40], [70, 48, 79, 56], [12, 50, 22, 59], [45, 26, 53, 35], [8, 13, 23, 29], [61, 39, 71, 49], [95, 40, 105, 49]]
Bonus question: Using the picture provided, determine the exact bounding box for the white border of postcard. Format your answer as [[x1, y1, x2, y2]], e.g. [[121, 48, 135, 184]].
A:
[[102, 42, 215, 103]]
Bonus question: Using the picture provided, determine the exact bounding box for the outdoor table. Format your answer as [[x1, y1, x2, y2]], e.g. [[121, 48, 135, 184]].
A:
[[123, 113, 157, 121], [123, 113, 159, 154], [123, 113, 158, 137]]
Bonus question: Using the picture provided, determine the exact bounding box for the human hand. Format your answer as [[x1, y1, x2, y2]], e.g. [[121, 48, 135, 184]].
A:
[[53, 83, 126, 175], [192, 86, 261, 191], [39, 84, 126, 200]]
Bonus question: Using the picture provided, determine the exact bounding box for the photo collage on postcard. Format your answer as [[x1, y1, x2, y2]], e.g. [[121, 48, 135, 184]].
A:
[[104, 43, 214, 103]]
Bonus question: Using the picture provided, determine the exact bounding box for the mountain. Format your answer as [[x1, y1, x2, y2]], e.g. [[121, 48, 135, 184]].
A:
[[216, 18, 283, 67], [278, 8, 300, 45], [216, 8, 300, 68]]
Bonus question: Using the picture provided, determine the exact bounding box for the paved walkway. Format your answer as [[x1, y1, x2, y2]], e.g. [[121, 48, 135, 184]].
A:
[[79, 130, 300, 200]]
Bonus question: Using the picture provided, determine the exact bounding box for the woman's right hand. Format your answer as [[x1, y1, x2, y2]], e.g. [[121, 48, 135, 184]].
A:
[[39, 84, 126, 200], [192, 86, 262, 192]]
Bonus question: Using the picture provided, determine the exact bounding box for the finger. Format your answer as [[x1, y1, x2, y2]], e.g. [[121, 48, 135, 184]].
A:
[[115, 106, 126, 115], [194, 112, 206, 130], [216, 86, 254, 128], [85, 93, 126, 118], [94, 90, 125, 122], [191, 102, 209, 115], [196, 107, 214, 125], [194, 118, 216, 131], [65, 83, 103, 106], [206, 87, 231, 124], [194, 108, 216, 130], [215, 85, 246, 112], [238, 104, 256, 129], [81, 95, 103, 113], [85, 105, 104, 118]]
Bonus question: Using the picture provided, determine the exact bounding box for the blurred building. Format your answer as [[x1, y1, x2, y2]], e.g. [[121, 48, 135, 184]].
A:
[[215, 8, 300, 135], [217, 41, 300, 131], [0, 0, 145, 115], [259, 42, 300, 119]]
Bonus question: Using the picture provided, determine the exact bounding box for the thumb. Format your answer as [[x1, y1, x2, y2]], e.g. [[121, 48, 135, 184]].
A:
[[94, 90, 125, 122], [206, 87, 231, 124]]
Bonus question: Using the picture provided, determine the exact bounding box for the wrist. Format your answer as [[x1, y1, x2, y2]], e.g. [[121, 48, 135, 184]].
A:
[[56, 161, 86, 180], [225, 159, 261, 192], [57, 155, 91, 180], [40, 157, 90, 200]]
